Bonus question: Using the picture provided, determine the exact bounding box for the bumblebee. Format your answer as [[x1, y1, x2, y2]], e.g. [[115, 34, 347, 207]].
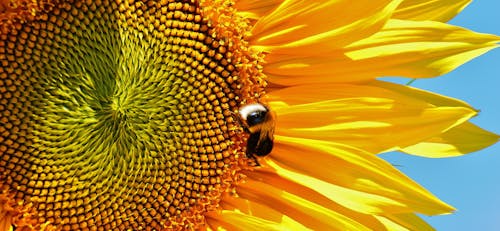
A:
[[238, 103, 276, 163]]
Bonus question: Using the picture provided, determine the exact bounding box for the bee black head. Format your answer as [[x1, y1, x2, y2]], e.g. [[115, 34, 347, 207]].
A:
[[239, 103, 268, 126], [246, 110, 267, 126]]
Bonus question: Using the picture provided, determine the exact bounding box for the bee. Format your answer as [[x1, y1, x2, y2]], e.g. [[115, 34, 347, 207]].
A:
[[238, 103, 276, 164]]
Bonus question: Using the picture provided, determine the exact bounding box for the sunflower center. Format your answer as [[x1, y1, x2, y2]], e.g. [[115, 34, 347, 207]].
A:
[[0, 0, 264, 230]]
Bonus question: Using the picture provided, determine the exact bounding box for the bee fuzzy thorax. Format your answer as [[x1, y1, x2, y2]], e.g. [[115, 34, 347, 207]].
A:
[[238, 103, 276, 162]]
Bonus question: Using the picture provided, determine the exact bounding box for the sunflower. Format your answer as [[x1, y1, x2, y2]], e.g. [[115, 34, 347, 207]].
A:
[[0, 0, 498, 230]]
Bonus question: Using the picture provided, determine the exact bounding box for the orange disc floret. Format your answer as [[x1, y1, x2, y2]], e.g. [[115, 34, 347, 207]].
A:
[[0, 0, 57, 35], [0, 184, 58, 230]]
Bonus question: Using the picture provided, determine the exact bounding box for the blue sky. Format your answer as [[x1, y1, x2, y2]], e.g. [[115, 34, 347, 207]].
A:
[[380, 0, 500, 230]]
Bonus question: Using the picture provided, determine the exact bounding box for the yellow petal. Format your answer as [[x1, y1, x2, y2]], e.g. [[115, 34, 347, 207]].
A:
[[242, 169, 388, 230], [369, 80, 471, 108], [401, 122, 500, 157], [376, 213, 435, 231], [394, 0, 472, 22], [345, 19, 500, 79], [236, 176, 373, 230], [206, 209, 308, 231], [270, 137, 455, 215], [234, 0, 284, 20], [213, 192, 310, 230], [251, 0, 401, 50], [375, 216, 412, 231], [210, 174, 386, 230], [267, 159, 409, 214], [263, 19, 499, 85], [270, 81, 477, 154]]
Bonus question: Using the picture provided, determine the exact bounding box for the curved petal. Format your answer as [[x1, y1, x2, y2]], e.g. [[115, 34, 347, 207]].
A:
[[375, 213, 434, 231], [241, 169, 388, 230], [369, 80, 471, 108], [264, 19, 499, 85], [206, 209, 308, 231], [266, 159, 410, 215], [207, 171, 387, 230], [401, 122, 500, 157], [235, 176, 374, 230], [345, 19, 500, 79], [251, 0, 401, 51], [269, 81, 477, 154], [269, 137, 455, 215], [394, 0, 472, 22], [209, 192, 311, 231], [234, 0, 284, 20]]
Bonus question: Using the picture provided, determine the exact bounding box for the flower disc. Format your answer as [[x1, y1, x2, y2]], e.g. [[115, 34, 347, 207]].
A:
[[0, 0, 263, 229]]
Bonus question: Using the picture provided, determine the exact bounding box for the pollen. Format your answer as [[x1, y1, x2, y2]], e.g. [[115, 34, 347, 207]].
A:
[[0, 0, 265, 230]]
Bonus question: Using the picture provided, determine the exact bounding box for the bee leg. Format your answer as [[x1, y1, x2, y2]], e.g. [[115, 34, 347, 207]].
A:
[[245, 150, 261, 167], [250, 156, 261, 167]]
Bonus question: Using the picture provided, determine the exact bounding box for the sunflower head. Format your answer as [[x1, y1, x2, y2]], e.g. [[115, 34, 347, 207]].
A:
[[1, 0, 499, 230], [0, 0, 270, 229]]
